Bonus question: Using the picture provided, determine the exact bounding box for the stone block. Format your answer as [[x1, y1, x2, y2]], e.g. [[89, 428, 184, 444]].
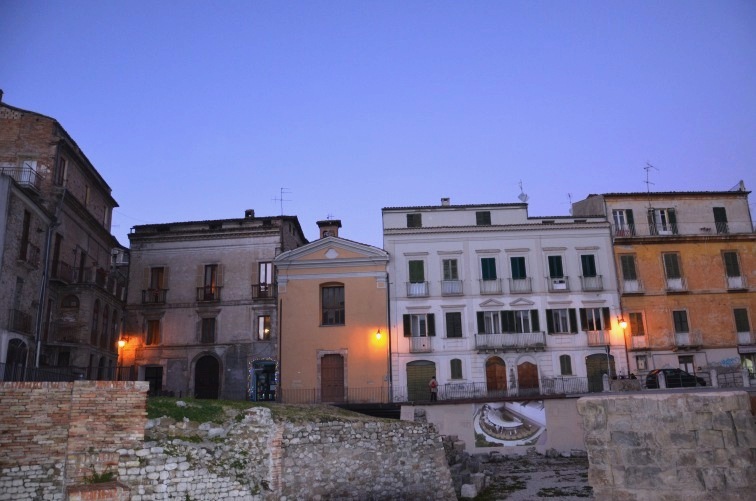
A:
[[695, 430, 724, 449]]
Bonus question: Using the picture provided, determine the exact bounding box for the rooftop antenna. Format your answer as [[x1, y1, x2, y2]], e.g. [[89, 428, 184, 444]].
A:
[[517, 180, 529, 203], [644, 162, 658, 209], [326, 213, 335, 220], [567, 193, 573, 215], [272, 187, 291, 215]]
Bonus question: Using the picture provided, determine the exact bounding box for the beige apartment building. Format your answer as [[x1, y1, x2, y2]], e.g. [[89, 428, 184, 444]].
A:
[[573, 185, 756, 378], [274, 220, 390, 403]]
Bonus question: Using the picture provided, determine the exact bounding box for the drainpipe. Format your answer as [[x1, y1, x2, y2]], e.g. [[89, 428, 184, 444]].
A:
[[385, 271, 393, 402]]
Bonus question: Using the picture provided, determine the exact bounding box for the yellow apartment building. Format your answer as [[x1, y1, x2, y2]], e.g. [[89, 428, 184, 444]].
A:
[[274, 220, 390, 403]]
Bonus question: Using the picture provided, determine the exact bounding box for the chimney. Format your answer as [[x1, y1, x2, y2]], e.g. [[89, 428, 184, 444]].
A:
[[316, 219, 342, 238], [441, 197, 450, 206], [244, 209, 255, 218], [0, 89, 3, 103]]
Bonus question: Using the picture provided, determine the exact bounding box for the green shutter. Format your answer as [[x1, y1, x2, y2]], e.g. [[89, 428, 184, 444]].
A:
[[545, 309, 554, 334], [626, 209, 635, 234], [734, 309, 750, 332], [668, 209, 677, 234], [477, 312, 484, 334], [579, 309, 587, 331], [602, 308, 611, 330], [620, 255, 637, 280], [403, 314, 411, 337], [723, 252, 740, 277], [569, 309, 578, 333], [427, 314, 436, 337], [530, 310, 540, 332], [409, 260, 425, 283]]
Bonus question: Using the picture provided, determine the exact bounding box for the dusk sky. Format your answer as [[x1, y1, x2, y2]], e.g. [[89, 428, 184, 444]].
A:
[[1, 1, 755, 247]]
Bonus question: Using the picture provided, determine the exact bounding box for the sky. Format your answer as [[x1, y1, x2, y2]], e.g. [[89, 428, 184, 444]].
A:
[[1, 1, 755, 247]]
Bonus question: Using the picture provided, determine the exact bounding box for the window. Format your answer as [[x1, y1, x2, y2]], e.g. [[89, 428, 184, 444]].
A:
[[19, 211, 31, 261], [62, 294, 79, 308], [204, 264, 218, 290], [481, 257, 497, 280], [500, 310, 540, 333], [91, 300, 100, 345], [146, 319, 161, 345], [678, 355, 694, 373], [54, 157, 66, 185], [510, 257, 527, 279], [648, 208, 677, 235], [713, 207, 728, 234], [475, 211, 491, 226], [321, 285, 345, 325], [734, 309, 750, 333], [407, 213, 422, 228], [442, 259, 458, 280], [546, 308, 578, 334], [663, 253, 682, 279], [579, 307, 610, 331], [580, 255, 597, 277], [612, 209, 634, 235], [445, 312, 463, 338], [619, 255, 637, 281], [450, 359, 463, 379], [101, 306, 110, 349], [547, 255, 564, 278], [409, 260, 425, 283], [258, 315, 271, 340], [672, 310, 689, 333], [629, 312, 645, 336], [150, 266, 165, 289], [559, 355, 573, 375], [201, 317, 216, 343], [636, 355, 647, 371], [403, 313, 435, 337], [722, 252, 741, 277], [259, 261, 273, 285], [476, 311, 501, 334]]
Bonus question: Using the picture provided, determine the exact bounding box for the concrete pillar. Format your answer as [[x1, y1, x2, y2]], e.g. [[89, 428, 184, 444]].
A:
[[658, 371, 666, 389], [742, 368, 751, 388], [710, 368, 719, 388], [602, 374, 610, 392]]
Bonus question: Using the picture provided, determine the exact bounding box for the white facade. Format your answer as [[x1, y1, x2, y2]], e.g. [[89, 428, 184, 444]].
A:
[[383, 201, 626, 401]]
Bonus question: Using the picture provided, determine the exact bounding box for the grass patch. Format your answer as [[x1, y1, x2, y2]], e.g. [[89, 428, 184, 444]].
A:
[[537, 486, 593, 497]]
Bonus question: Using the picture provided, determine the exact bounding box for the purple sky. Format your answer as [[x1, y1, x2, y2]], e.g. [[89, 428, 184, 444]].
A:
[[2, 1, 755, 247]]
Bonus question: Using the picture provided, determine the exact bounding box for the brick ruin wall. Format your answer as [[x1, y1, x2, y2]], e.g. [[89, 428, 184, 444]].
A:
[[577, 391, 756, 501], [0, 382, 455, 500]]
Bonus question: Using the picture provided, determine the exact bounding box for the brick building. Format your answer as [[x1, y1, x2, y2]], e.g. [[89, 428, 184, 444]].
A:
[[0, 93, 126, 378], [123, 211, 307, 399]]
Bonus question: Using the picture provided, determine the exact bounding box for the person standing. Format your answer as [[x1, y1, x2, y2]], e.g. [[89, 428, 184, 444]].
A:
[[429, 376, 438, 401]]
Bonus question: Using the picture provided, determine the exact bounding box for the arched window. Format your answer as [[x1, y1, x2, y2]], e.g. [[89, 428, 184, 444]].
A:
[[559, 354, 573, 375], [101, 306, 110, 349], [90, 300, 100, 345], [111, 316, 119, 352], [450, 358, 463, 380]]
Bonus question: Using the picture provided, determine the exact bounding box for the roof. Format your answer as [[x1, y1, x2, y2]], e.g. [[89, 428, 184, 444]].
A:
[[383, 202, 527, 211], [586, 190, 750, 198]]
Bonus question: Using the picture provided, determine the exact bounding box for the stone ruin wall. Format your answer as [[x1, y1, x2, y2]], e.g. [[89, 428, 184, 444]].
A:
[[0, 381, 455, 500], [577, 391, 756, 501]]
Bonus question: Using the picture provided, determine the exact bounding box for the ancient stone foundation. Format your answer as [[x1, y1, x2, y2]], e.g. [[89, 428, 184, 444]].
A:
[[577, 391, 756, 501]]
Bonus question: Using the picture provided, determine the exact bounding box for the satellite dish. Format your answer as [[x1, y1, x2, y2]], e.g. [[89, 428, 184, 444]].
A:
[[518, 192, 529, 203]]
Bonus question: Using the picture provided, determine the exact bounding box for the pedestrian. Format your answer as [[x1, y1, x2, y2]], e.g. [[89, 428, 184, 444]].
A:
[[429, 376, 438, 401]]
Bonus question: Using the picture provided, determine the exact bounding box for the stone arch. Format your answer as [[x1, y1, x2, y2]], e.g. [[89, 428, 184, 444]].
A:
[[193, 353, 221, 399], [485, 356, 507, 395]]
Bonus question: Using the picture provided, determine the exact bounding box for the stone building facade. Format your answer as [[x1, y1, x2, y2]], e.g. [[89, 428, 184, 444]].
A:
[[572, 186, 756, 378], [0, 95, 125, 377], [123, 211, 307, 400]]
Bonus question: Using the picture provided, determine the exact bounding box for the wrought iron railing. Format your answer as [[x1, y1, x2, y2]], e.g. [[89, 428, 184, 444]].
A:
[[479, 279, 502, 294], [196, 286, 222, 302], [475, 332, 546, 351], [409, 337, 432, 353], [142, 288, 168, 304], [546, 276, 570, 292], [440, 280, 463, 296], [251, 283, 277, 299], [406, 282, 429, 297], [579, 275, 603, 291], [0, 166, 43, 190], [586, 330, 609, 347], [508, 277, 532, 294]]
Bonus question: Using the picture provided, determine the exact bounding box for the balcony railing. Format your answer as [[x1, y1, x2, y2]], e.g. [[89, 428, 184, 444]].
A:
[[408, 337, 432, 353], [252, 283, 277, 299], [479, 279, 502, 295], [9, 309, 33, 334], [0, 166, 43, 191], [612, 224, 636, 237], [580, 275, 603, 291], [74, 267, 109, 288], [726, 275, 747, 290], [621, 279, 644, 294], [406, 282, 429, 297], [197, 286, 222, 302], [665, 277, 687, 292], [142, 288, 168, 304], [440, 280, 463, 296], [51, 260, 74, 283], [674, 330, 702, 348], [629, 335, 648, 350], [475, 332, 546, 351], [715, 222, 729, 234], [586, 330, 609, 347], [737, 331, 756, 345], [547, 276, 570, 292], [509, 277, 532, 294], [19, 242, 41, 267]]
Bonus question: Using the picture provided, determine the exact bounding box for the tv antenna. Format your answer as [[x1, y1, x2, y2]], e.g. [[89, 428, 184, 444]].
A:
[[644, 162, 658, 194], [567, 193, 573, 215], [517, 180, 529, 203], [273, 187, 291, 215]]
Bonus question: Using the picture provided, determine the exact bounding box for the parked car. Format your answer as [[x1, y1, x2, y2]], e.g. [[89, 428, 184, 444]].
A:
[[645, 368, 706, 389]]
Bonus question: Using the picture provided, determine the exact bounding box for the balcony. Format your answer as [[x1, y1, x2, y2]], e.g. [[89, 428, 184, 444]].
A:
[[509, 277, 532, 294], [674, 330, 702, 349], [737, 331, 756, 346], [612, 224, 636, 237], [51, 260, 74, 284], [475, 332, 546, 351], [547, 276, 570, 292], [586, 330, 609, 347], [75, 267, 109, 288], [621, 279, 644, 294], [408, 337, 432, 353], [9, 309, 33, 334], [0, 166, 42, 191], [726, 275, 747, 290], [440, 280, 463, 296], [580, 275, 603, 292], [629, 335, 648, 350], [142, 289, 168, 304], [715, 221, 729, 234], [479, 279, 502, 295], [19, 242, 41, 268], [665, 277, 687, 292], [197, 286, 222, 302], [252, 283, 277, 299], [406, 282, 429, 297]]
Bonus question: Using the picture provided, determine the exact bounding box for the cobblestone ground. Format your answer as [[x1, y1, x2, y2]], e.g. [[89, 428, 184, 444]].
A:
[[473, 454, 593, 500]]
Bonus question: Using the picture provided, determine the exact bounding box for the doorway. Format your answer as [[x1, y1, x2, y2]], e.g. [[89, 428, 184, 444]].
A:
[[517, 361, 540, 396], [586, 353, 615, 393], [320, 354, 345, 403], [485, 356, 507, 396], [195, 355, 220, 399]]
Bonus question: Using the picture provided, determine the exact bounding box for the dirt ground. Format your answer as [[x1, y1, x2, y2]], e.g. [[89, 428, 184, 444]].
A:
[[473, 453, 593, 500]]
